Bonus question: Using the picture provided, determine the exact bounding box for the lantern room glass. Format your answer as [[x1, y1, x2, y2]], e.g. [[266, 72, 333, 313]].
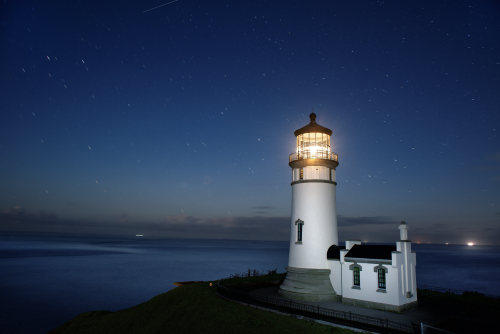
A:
[[296, 132, 331, 160]]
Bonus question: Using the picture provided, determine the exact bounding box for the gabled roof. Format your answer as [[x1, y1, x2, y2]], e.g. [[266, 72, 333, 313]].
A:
[[344, 244, 396, 260], [327, 245, 345, 260]]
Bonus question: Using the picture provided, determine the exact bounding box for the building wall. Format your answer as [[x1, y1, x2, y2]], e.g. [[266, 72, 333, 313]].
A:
[[327, 259, 343, 296], [292, 166, 335, 182], [340, 260, 401, 306], [393, 242, 418, 306], [288, 181, 338, 269], [330, 242, 417, 311]]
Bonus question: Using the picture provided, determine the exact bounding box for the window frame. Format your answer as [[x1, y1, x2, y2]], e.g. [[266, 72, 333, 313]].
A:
[[294, 219, 304, 243], [353, 267, 360, 287], [349, 263, 362, 289], [378, 268, 386, 289], [374, 264, 388, 292]]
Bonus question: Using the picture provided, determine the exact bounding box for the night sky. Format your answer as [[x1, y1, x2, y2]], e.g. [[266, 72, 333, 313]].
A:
[[1, 1, 499, 244]]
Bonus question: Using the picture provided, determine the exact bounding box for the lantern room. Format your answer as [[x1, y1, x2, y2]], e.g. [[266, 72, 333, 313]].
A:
[[289, 113, 338, 167]]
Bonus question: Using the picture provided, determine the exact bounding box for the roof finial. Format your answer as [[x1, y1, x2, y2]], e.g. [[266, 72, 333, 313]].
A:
[[309, 112, 317, 123]]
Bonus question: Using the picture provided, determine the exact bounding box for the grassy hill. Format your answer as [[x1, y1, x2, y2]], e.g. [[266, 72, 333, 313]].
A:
[[50, 271, 500, 334], [50, 281, 356, 334], [417, 289, 500, 333]]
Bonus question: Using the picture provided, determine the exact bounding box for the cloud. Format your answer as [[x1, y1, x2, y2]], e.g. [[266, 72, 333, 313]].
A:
[[337, 215, 398, 226], [488, 152, 500, 163], [251, 206, 275, 214], [406, 221, 500, 245], [155, 215, 290, 240], [1, 207, 60, 226], [2, 208, 499, 245], [252, 206, 274, 210], [0, 208, 289, 241], [338, 216, 402, 243], [476, 152, 500, 181]]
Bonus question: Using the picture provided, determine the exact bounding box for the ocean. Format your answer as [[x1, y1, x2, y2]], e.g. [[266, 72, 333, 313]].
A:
[[0, 235, 499, 334]]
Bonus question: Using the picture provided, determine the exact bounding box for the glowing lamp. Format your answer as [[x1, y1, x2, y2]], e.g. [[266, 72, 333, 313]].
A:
[[289, 113, 338, 164]]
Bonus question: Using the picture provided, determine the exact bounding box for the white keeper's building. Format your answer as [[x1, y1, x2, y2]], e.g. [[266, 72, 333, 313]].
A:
[[279, 113, 417, 312]]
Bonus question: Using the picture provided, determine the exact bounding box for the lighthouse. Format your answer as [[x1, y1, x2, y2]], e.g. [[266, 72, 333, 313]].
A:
[[279, 113, 339, 301]]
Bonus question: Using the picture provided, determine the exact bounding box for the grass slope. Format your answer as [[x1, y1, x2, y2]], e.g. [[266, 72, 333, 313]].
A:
[[417, 289, 500, 333], [50, 282, 356, 334]]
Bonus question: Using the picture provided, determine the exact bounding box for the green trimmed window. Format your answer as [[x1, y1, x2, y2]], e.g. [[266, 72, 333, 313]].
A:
[[378, 268, 386, 289], [297, 222, 303, 241], [353, 267, 360, 287]]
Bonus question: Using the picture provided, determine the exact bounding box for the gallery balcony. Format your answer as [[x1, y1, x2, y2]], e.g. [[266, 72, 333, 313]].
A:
[[289, 151, 338, 163], [289, 150, 339, 169]]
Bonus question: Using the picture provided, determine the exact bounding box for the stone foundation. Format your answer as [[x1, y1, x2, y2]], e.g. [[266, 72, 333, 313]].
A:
[[342, 297, 418, 313], [279, 266, 337, 302]]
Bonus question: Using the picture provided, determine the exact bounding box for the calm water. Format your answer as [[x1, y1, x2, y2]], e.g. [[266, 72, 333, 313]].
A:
[[1, 235, 499, 334]]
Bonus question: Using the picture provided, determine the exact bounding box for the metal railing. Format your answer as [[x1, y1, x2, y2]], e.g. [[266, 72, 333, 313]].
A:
[[289, 151, 338, 163], [217, 281, 417, 333]]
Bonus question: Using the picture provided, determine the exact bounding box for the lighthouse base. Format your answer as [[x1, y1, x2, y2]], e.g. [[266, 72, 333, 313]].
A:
[[279, 266, 338, 302]]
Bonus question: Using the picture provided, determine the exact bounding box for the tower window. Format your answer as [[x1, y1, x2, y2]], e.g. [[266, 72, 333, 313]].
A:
[[377, 268, 386, 289], [295, 219, 304, 243], [299, 168, 303, 180], [329, 168, 333, 181], [353, 267, 360, 287]]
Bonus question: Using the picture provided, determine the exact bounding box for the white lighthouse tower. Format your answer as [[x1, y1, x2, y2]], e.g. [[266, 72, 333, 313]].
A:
[[279, 113, 339, 301]]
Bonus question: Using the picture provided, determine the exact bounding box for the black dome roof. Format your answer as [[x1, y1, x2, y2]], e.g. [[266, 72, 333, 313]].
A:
[[327, 244, 345, 260], [294, 113, 333, 137]]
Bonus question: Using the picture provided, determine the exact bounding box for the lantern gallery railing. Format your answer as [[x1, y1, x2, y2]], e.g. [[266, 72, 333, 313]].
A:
[[289, 151, 339, 163]]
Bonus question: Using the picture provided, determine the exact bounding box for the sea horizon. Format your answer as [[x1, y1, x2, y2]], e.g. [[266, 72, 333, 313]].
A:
[[1, 233, 499, 333], [2, 230, 498, 247]]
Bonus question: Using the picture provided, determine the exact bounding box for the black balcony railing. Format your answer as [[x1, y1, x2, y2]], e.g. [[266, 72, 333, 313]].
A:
[[289, 151, 338, 163]]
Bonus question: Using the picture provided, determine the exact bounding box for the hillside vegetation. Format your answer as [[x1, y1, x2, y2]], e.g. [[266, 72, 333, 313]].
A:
[[417, 289, 499, 333], [50, 281, 355, 334]]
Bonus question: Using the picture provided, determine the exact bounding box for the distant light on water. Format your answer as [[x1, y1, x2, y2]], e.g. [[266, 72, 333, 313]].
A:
[[467, 242, 474, 247]]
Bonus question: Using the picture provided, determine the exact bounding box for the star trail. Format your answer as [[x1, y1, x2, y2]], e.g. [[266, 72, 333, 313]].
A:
[[0, 0, 499, 244]]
